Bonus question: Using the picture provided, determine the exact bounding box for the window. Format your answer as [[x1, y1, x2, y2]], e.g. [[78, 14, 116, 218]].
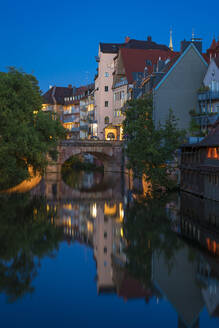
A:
[[104, 116, 109, 124], [146, 59, 152, 66], [105, 86, 108, 92], [105, 101, 108, 107], [104, 232, 107, 238], [105, 72, 109, 77], [104, 247, 107, 254]]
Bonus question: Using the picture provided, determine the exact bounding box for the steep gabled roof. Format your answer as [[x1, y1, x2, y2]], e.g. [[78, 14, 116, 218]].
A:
[[42, 83, 95, 105], [155, 43, 208, 91], [119, 48, 176, 84], [43, 86, 73, 105], [214, 57, 219, 69], [210, 38, 217, 50]]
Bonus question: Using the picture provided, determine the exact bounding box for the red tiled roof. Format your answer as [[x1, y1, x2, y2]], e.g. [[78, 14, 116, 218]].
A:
[[118, 274, 153, 301], [42, 83, 94, 105], [120, 48, 177, 83], [210, 38, 217, 50]]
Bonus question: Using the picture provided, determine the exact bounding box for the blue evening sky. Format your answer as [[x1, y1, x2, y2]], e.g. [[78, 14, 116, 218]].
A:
[[0, 0, 218, 92]]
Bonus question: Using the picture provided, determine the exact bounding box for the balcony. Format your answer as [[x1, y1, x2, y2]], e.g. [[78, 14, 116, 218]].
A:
[[80, 105, 87, 112], [70, 127, 80, 132], [114, 78, 128, 89], [80, 125, 89, 131], [63, 116, 80, 123], [63, 108, 80, 115], [198, 90, 219, 101], [193, 113, 219, 127]]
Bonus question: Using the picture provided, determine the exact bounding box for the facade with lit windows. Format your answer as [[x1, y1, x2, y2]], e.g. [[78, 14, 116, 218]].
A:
[[180, 120, 219, 201], [42, 84, 95, 139]]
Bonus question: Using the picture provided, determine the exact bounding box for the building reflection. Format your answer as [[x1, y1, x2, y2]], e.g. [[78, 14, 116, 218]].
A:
[[30, 172, 219, 326]]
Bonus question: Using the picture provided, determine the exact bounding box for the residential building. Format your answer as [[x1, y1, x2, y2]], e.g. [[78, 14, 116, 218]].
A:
[[79, 90, 97, 139], [152, 43, 208, 131], [195, 56, 219, 133], [152, 245, 204, 328], [110, 47, 176, 140], [42, 84, 95, 139], [180, 119, 219, 201], [94, 36, 174, 139]]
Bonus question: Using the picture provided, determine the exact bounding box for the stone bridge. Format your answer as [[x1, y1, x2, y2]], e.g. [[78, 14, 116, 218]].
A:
[[58, 140, 124, 172]]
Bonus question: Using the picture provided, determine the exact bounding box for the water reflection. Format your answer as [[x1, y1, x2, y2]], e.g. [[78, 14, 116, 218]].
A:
[[0, 194, 63, 302], [0, 169, 219, 327]]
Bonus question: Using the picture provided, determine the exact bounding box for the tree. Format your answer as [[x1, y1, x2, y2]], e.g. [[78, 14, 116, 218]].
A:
[[0, 193, 64, 302], [123, 96, 185, 191], [0, 68, 65, 189], [123, 196, 183, 286]]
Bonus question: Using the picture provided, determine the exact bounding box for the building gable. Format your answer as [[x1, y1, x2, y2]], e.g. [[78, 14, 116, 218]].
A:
[[155, 43, 208, 91], [153, 43, 208, 130], [203, 58, 219, 87]]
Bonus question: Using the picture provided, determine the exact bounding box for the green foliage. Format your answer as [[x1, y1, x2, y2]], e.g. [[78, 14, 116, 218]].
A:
[[123, 196, 183, 286], [189, 116, 207, 137], [0, 193, 63, 302], [189, 108, 196, 116], [0, 68, 65, 189], [197, 85, 210, 93], [123, 96, 185, 191]]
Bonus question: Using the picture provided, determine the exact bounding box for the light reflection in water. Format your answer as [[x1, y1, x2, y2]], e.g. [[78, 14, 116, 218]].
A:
[[0, 168, 219, 327]]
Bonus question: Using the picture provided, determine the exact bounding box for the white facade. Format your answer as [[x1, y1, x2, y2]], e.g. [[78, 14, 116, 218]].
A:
[[95, 47, 115, 139], [204, 58, 219, 90]]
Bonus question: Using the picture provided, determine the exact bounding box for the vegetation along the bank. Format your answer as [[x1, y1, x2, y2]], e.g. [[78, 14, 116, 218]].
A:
[[123, 95, 186, 192], [0, 68, 65, 189]]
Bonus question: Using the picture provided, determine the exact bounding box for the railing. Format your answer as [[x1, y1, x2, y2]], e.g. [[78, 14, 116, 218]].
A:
[[63, 108, 80, 115], [198, 90, 219, 101], [80, 125, 89, 131], [114, 79, 128, 88], [67, 127, 80, 132], [193, 113, 219, 126], [61, 140, 123, 146], [63, 117, 80, 123]]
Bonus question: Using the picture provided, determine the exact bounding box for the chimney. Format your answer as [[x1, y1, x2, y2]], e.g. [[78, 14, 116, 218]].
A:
[[125, 36, 130, 43], [68, 84, 72, 89], [147, 36, 152, 42]]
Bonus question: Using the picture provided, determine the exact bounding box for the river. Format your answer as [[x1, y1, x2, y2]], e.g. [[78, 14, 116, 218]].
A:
[[0, 169, 219, 328]]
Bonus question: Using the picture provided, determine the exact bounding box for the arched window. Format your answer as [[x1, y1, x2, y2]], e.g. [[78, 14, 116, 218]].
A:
[[105, 116, 109, 124], [107, 132, 115, 140]]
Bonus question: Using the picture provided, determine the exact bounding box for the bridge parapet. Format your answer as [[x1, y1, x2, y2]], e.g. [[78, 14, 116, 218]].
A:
[[60, 140, 123, 147]]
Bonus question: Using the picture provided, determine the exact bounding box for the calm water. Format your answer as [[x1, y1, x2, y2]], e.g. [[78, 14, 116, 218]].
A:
[[0, 170, 219, 328]]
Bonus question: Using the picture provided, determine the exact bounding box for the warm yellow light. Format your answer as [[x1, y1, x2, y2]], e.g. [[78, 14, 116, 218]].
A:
[[104, 203, 117, 215], [88, 104, 94, 112], [120, 228, 124, 238], [87, 221, 93, 233], [33, 110, 38, 115], [91, 203, 97, 218], [119, 203, 124, 221]]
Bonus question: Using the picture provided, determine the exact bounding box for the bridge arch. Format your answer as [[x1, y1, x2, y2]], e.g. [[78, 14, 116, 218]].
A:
[[58, 140, 123, 173]]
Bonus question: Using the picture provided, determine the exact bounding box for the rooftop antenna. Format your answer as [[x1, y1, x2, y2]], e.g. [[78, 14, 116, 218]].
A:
[[192, 28, 195, 42]]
